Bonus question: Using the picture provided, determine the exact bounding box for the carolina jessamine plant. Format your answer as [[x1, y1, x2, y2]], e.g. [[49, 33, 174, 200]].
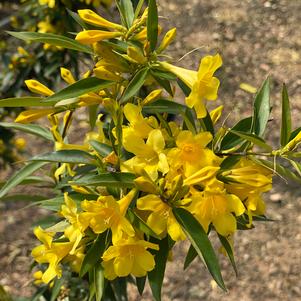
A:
[[1, 0, 301, 300]]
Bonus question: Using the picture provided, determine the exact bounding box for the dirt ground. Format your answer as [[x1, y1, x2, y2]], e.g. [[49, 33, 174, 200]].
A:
[[1, 0, 301, 300]]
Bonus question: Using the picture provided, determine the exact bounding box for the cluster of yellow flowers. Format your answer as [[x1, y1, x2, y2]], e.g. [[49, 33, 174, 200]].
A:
[[13, 7, 275, 286], [3, 1, 301, 297]]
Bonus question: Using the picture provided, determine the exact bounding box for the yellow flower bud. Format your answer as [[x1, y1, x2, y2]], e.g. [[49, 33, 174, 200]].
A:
[[15, 108, 55, 124], [75, 30, 123, 45], [141, 89, 162, 106], [60, 68, 76, 84], [157, 28, 177, 53], [25, 79, 54, 96], [14, 137, 26, 151]]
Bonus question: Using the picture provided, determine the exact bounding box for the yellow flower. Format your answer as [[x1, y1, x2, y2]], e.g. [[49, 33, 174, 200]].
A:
[[60, 193, 89, 254], [39, 0, 55, 8], [185, 54, 222, 118], [137, 194, 186, 241], [31, 227, 73, 284], [160, 54, 222, 118], [167, 130, 220, 177], [189, 185, 245, 236], [79, 190, 136, 243], [102, 237, 159, 279], [122, 129, 169, 181], [14, 137, 26, 151]]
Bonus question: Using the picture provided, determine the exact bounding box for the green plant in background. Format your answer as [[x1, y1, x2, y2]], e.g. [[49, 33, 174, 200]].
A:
[[0, 0, 113, 169], [1, 0, 301, 300]]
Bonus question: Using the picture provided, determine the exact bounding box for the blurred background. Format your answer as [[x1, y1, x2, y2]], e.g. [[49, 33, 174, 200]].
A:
[[0, 0, 300, 300]]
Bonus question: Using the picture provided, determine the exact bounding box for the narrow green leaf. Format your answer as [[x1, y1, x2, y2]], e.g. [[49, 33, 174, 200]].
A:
[[148, 237, 169, 301], [7, 31, 93, 54], [0, 97, 49, 107], [229, 130, 272, 152], [134, 0, 145, 19], [127, 209, 161, 239], [252, 78, 270, 137], [173, 207, 226, 291], [0, 122, 53, 141], [31, 150, 96, 165], [80, 232, 109, 277], [184, 244, 198, 270], [151, 73, 174, 96], [116, 0, 135, 28], [0, 161, 47, 198], [95, 263, 105, 301], [70, 172, 136, 188], [120, 68, 149, 103], [201, 111, 215, 135], [220, 156, 241, 170], [147, 0, 158, 51], [143, 99, 186, 115], [220, 117, 252, 151], [89, 140, 113, 157], [44, 77, 113, 104], [136, 277, 146, 296], [0, 194, 46, 202], [89, 104, 98, 130], [217, 234, 237, 276], [288, 159, 301, 177], [280, 83, 292, 147], [50, 277, 64, 301]]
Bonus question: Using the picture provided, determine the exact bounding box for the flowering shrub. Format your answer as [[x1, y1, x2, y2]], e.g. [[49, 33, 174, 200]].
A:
[[1, 0, 301, 300]]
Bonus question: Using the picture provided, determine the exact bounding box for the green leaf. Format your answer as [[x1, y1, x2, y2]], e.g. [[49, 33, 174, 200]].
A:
[[7, 31, 93, 54], [0, 96, 49, 107], [289, 127, 301, 141], [147, 0, 158, 51], [0, 194, 46, 202], [220, 117, 252, 151], [66, 8, 89, 29], [80, 232, 109, 277], [201, 111, 215, 135], [136, 277, 146, 296], [252, 77, 270, 137], [50, 277, 64, 301], [148, 237, 169, 301], [280, 83, 292, 147], [0, 122, 53, 141], [116, 0, 135, 28], [44, 77, 113, 104], [173, 207, 226, 291], [229, 130, 272, 152], [89, 140, 113, 157], [0, 161, 47, 198], [32, 150, 97, 165], [127, 209, 161, 239], [89, 104, 98, 129], [94, 263, 105, 301], [151, 73, 174, 96], [134, 0, 145, 19], [120, 68, 149, 103], [217, 234, 237, 276], [184, 244, 198, 270], [220, 156, 241, 170], [70, 172, 136, 188], [143, 99, 186, 115]]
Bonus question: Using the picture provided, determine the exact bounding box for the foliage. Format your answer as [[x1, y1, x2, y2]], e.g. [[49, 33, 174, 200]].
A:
[[1, 0, 301, 300]]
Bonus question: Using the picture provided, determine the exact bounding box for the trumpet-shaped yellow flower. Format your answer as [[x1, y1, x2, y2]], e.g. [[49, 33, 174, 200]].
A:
[[75, 30, 123, 45], [189, 185, 245, 236], [161, 54, 222, 118], [31, 227, 73, 283], [79, 190, 136, 243], [185, 54, 222, 118], [167, 130, 220, 177], [137, 194, 186, 241], [102, 237, 159, 279], [122, 129, 169, 181], [60, 193, 89, 254]]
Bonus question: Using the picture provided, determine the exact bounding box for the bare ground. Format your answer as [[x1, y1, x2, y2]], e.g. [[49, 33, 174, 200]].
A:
[[1, 0, 301, 300]]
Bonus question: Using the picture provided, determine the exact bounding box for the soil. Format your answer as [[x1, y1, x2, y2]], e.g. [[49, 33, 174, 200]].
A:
[[1, 0, 301, 300]]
